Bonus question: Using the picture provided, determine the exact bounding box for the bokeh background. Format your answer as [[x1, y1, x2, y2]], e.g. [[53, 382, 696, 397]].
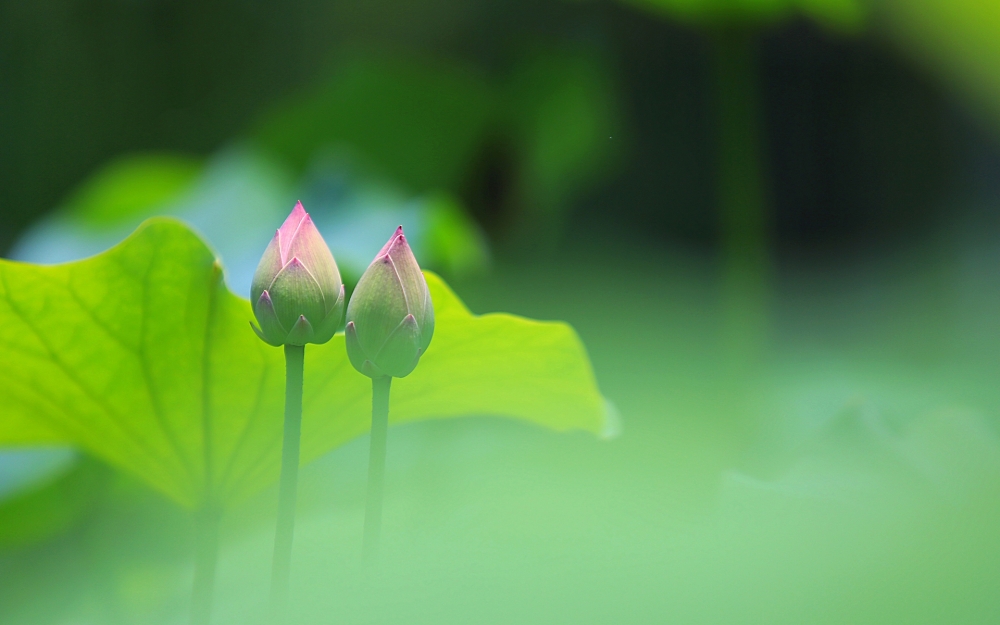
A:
[[3, 0, 1000, 623]]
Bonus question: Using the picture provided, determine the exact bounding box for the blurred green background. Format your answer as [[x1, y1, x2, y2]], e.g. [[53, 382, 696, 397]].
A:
[[3, 0, 1000, 623]]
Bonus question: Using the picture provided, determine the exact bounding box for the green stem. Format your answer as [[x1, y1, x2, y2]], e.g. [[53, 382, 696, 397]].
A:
[[363, 375, 392, 562], [713, 27, 770, 370], [270, 344, 305, 612], [190, 507, 221, 625]]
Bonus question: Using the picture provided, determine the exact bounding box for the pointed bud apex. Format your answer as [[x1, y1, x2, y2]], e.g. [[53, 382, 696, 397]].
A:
[[250, 202, 344, 346], [345, 226, 434, 378]]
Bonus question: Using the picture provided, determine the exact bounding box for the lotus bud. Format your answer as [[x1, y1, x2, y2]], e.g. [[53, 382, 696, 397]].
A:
[[250, 201, 345, 346], [345, 226, 434, 378]]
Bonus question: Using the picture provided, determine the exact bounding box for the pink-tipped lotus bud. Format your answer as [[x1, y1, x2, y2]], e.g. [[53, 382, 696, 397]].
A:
[[345, 226, 434, 378], [250, 202, 345, 346]]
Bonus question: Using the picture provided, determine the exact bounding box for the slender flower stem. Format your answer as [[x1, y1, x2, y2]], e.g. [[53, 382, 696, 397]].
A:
[[270, 344, 305, 613], [363, 375, 392, 562], [713, 27, 770, 371], [190, 507, 221, 625]]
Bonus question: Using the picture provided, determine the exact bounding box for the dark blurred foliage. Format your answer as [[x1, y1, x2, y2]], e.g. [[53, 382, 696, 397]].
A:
[[577, 12, 960, 253], [0, 0, 968, 258], [761, 22, 957, 255]]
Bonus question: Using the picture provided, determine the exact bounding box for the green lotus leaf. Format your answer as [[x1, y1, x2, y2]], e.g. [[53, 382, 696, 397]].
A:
[[0, 219, 610, 509]]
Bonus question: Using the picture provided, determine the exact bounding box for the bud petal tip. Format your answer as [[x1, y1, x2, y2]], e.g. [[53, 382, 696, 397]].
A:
[[376, 226, 406, 258]]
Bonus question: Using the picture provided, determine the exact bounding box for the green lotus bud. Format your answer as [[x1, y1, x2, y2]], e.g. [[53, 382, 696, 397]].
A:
[[345, 226, 434, 378], [250, 201, 345, 346]]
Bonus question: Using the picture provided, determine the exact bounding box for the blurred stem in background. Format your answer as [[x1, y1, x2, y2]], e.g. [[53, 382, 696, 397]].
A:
[[271, 344, 305, 613], [712, 27, 770, 372], [363, 376, 392, 563], [190, 507, 221, 625]]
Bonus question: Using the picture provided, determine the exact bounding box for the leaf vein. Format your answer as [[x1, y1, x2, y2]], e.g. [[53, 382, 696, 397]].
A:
[[0, 265, 178, 491], [136, 246, 199, 496]]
